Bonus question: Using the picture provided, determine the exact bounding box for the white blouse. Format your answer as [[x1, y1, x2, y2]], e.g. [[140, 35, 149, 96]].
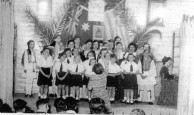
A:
[[83, 59, 95, 75], [64, 57, 73, 64], [68, 62, 85, 72], [120, 61, 139, 73], [54, 61, 68, 72], [37, 55, 54, 68], [108, 62, 121, 73]]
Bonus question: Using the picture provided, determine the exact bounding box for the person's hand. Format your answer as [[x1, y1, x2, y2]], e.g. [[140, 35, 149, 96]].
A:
[[24, 69, 27, 73]]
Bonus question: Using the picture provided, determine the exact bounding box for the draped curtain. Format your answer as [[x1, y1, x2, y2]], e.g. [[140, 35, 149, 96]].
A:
[[178, 15, 194, 115], [0, 0, 14, 106]]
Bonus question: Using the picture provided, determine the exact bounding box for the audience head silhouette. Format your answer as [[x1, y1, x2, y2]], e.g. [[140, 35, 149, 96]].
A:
[[64, 97, 78, 114], [36, 99, 49, 113], [13, 99, 27, 113], [54, 98, 66, 113], [129, 109, 146, 115], [89, 98, 106, 114]]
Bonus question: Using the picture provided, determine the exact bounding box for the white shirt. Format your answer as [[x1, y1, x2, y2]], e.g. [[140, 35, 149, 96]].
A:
[[83, 59, 95, 75], [54, 60, 68, 72], [37, 55, 54, 67], [108, 62, 121, 73], [68, 62, 85, 72], [64, 57, 73, 64], [120, 61, 139, 73]]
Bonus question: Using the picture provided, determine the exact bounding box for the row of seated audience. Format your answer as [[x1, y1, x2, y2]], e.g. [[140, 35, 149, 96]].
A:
[[0, 98, 145, 114]]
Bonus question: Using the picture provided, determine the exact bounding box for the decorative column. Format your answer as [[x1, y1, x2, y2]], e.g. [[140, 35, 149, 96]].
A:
[[177, 15, 194, 115], [0, 0, 14, 107]]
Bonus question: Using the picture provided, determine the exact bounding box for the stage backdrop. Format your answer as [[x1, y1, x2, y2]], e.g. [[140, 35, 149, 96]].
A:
[[63, 0, 129, 47]]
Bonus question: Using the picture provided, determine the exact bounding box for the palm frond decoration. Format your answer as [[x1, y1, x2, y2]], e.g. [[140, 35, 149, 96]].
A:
[[24, 0, 79, 46], [132, 18, 162, 47], [25, 8, 54, 46]]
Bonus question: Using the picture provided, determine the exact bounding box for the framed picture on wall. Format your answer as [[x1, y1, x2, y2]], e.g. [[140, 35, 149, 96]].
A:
[[93, 25, 104, 40], [147, 0, 166, 26]]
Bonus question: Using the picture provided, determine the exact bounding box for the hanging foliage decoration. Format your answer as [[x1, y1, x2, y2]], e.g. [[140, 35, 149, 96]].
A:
[[24, 0, 79, 46]]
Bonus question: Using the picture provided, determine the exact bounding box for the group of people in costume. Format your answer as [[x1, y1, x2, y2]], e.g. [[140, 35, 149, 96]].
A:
[[21, 35, 173, 112]]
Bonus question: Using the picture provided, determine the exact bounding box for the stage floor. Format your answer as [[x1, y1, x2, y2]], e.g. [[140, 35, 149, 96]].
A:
[[14, 93, 177, 115]]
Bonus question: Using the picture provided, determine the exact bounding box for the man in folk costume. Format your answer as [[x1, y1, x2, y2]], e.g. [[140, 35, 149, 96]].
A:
[[137, 49, 157, 104], [21, 40, 37, 97]]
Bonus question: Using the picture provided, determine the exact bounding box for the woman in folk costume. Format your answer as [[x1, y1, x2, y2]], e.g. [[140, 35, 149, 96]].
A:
[[82, 51, 96, 100], [54, 52, 69, 99], [120, 53, 141, 104], [85, 58, 97, 101], [138, 49, 157, 104], [21, 40, 37, 97], [68, 55, 85, 100], [157, 57, 176, 106], [37, 47, 54, 99], [107, 54, 122, 103], [87, 63, 112, 113], [114, 42, 125, 65], [92, 40, 100, 59]]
